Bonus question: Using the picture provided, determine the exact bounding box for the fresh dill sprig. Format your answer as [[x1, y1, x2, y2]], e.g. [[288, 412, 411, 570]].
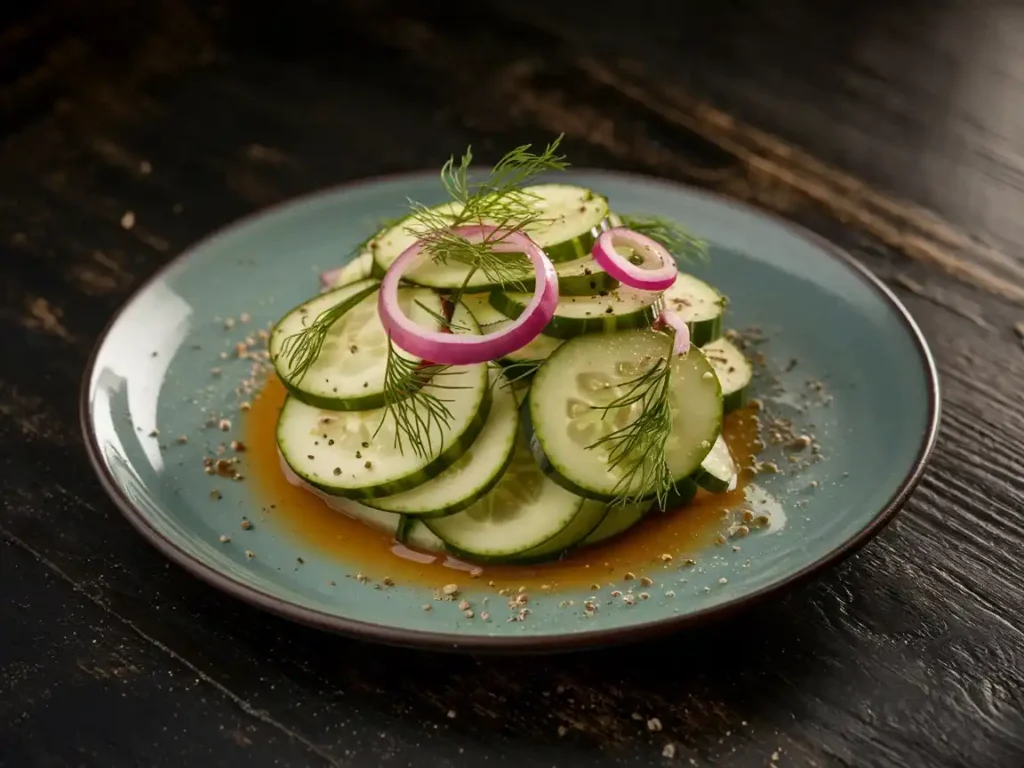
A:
[[587, 355, 676, 507], [406, 135, 569, 295], [375, 136, 570, 459], [618, 213, 709, 264], [375, 338, 467, 460], [493, 359, 542, 389], [277, 292, 366, 385]]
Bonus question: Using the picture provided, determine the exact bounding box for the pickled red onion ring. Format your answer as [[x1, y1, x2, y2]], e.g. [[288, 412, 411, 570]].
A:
[[592, 228, 678, 291], [658, 310, 691, 356], [378, 226, 558, 365]]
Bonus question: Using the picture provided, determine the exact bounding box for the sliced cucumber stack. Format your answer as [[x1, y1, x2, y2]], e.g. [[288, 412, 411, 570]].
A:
[[266, 165, 756, 569], [702, 336, 753, 413], [490, 284, 662, 340], [270, 281, 445, 411], [364, 369, 519, 516], [663, 272, 725, 346], [526, 329, 722, 501]]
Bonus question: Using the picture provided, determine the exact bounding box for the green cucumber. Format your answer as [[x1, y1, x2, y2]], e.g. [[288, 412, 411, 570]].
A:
[[277, 305, 491, 500], [582, 500, 652, 546], [691, 435, 738, 493], [462, 295, 563, 365], [527, 329, 723, 501], [490, 285, 662, 340], [368, 185, 612, 291], [331, 252, 374, 289], [656, 477, 700, 512], [364, 369, 518, 516], [506, 498, 608, 563], [663, 273, 725, 346], [552, 256, 618, 296], [518, 183, 612, 263], [317, 494, 402, 536], [396, 516, 447, 552], [424, 436, 585, 560], [270, 282, 444, 411], [702, 336, 752, 413]]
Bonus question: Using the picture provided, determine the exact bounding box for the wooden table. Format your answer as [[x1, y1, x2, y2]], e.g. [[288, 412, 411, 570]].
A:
[[2, 1, 1023, 765]]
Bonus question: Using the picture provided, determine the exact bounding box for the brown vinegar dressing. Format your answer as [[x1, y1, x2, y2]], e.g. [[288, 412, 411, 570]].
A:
[[246, 375, 760, 590]]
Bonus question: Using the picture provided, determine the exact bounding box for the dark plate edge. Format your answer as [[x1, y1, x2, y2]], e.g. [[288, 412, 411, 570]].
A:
[[79, 168, 942, 655]]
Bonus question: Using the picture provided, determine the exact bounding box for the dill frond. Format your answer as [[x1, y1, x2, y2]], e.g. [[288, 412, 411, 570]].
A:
[[375, 338, 468, 460], [587, 356, 677, 507], [618, 213, 709, 264]]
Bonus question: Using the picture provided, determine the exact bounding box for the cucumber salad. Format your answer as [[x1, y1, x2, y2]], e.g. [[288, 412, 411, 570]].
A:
[[268, 137, 753, 564]]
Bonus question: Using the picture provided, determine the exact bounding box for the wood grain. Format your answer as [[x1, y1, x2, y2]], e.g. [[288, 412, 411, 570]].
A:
[[1, 1, 1024, 766]]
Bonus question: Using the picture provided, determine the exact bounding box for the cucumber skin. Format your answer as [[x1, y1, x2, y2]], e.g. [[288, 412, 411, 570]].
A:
[[277, 383, 493, 501], [722, 385, 747, 414], [654, 478, 700, 512], [489, 291, 662, 340], [363, 435, 517, 518], [689, 314, 723, 347], [691, 465, 731, 493], [270, 281, 383, 410], [441, 504, 605, 565], [582, 501, 652, 546]]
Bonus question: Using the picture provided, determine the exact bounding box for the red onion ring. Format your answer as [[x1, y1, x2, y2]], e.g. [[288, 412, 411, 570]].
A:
[[592, 228, 678, 291], [658, 310, 691, 356], [378, 226, 559, 365]]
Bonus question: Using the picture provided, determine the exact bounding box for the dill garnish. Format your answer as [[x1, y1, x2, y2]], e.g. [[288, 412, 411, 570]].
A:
[[406, 135, 569, 297], [587, 354, 677, 507], [374, 338, 467, 460], [276, 286, 374, 385], [617, 213, 709, 264], [378, 136, 569, 457]]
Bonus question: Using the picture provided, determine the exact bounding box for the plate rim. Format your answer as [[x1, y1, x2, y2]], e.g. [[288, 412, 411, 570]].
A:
[[79, 168, 942, 653]]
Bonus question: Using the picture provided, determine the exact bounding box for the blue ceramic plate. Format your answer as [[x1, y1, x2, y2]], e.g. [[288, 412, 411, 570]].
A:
[[81, 171, 940, 652]]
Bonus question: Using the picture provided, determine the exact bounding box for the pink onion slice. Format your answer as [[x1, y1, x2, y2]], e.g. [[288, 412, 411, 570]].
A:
[[658, 310, 691, 357], [319, 268, 342, 290], [592, 228, 678, 291], [378, 225, 559, 365]]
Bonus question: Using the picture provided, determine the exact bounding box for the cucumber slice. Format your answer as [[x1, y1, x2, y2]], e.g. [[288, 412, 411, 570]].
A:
[[702, 336, 752, 413], [424, 436, 585, 560], [518, 183, 611, 263], [368, 185, 612, 290], [490, 285, 662, 340], [656, 477, 700, 512], [691, 435, 738, 493], [319, 495, 403, 536], [663, 273, 725, 346], [277, 304, 491, 500], [396, 516, 447, 552], [552, 257, 619, 296], [527, 329, 722, 501], [331, 252, 374, 289], [507, 498, 608, 563], [462, 295, 564, 365], [582, 500, 652, 546], [270, 282, 444, 411], [364, 369, 518, 516]]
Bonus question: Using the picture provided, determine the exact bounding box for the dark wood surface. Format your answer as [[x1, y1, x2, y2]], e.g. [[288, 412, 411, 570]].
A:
[[2, 1, 1023, 765]]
